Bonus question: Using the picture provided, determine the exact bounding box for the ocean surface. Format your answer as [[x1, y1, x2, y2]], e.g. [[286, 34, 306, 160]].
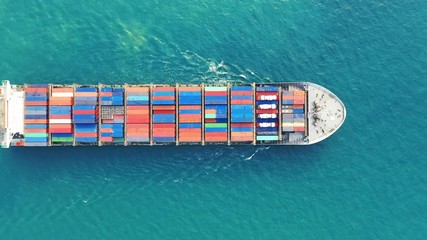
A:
[[1, 0, 426, 239]]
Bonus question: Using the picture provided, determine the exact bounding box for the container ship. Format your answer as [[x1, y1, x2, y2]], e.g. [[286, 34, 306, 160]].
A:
[[0, 80, 345, 148]]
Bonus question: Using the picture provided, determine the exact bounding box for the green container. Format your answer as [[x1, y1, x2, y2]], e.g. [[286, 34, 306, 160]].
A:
[[205, 123, 227, 128], [205, 86, 227, 91], [52, 137, 73, 142], [256, 136, 279, 141], [204, 114, 216, 119], [25, 133, 48, 138]]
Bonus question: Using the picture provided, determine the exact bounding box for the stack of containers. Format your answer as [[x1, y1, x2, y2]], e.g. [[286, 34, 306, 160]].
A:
[[49, 87, 73, 144], [152, 86, 176, 143], [256, 86, 279, 141], [125, 87, 150, 143], [24, 84, 49, 146], [281, 90, 294, 132], [293, 90, 305, 132], [178, 86, 202, 142], [282, 90, 306, 132], [204, 86, 228, 142], [73, 87, 98, 143], [100, 87, 124, 143], [230, 86, 254, 142]]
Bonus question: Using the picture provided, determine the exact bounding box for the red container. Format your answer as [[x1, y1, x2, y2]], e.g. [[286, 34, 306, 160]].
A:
[[179, 105, 201, 110], [231, 123, 253, 128], [256, 109, 277, 114], [25, 128, 48, 133], [75, 132, 97, 137], [153, 110, 175, 114], [153, 87, 175, 92], [153, 124, 175, 128], [101, 137, 113, 142], [230, 100, 253, 105], [49, 128, 72, 133], [153, 105, 175, 110], [152, 96, 175, 100], [26, 88, 48, 93], [25, 101, 48, 106], [127, 106, 149, 110]]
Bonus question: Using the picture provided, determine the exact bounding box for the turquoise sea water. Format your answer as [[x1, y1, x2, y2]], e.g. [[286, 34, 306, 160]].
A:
[[1, 0, 426, 239]]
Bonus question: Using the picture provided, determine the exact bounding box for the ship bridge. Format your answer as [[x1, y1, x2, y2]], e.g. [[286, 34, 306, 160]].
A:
[[1, 80, 25, 148]]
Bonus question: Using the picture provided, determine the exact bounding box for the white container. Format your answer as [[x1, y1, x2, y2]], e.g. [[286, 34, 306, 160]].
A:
[[49, 119, 72, 124]]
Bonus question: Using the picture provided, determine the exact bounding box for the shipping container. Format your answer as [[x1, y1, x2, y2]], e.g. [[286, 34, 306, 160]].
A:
[[74, 86, 98, 144], [24, 84, 49, 146], [281, 89, 306, 134], [256, 86, 279, 142], [178, 86, 202, 143], [204, 86, 228, 142], [126, 86, 150, 144], [230, 85, 254, 142], [100, 87, 124, 144], [152, 86, 176, 143], [49, 87, 74, 145]]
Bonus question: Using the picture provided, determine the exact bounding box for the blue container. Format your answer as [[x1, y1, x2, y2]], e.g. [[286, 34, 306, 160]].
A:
[[75, 137, 97, 142], [25, 97, 48, 102], [153, 91, 174, 96], [26, 106, 48, 111], [153, 137, 175, 142], [73, 106, 96, 110], [25, 115, 47, 119], [205, 128, 227, 132], [52, 133, 73, 137], [231, 95, 253, 100], [27, 84, 49, 88], [152, 100, 175, 105], [231, 127, 253, 132], [256, 86, 279, 92], [101, 88, 112, 92], [75, 87, 97, 92], [25, 124, 47, 129], [25, 137, 48, 142], [153, 114, 175, 123], [231, 86, 253, 91], [179, 123, 202, 128]]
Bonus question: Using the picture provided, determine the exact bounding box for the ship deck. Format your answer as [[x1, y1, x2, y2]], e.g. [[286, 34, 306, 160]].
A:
[[0, 80, 345, 148]]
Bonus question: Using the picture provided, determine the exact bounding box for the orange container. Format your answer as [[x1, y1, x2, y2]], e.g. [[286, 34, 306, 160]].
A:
[[25, 88, 48, 93], [152, 105, 175, 110], [52, 88, 73, 93], [179, 87, 201, 92], [127, 106, 149, 110], [74, 92, 98, 97], [25, 128, 48, 133], [126, 87, 149, 92], [153, 87, 175, 92], [179, 105, 201, 110], [49, 99, 73, 105], [24, 119, 48, 124], [230, 100, 253, 104], [25, 101, 48, 106]]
